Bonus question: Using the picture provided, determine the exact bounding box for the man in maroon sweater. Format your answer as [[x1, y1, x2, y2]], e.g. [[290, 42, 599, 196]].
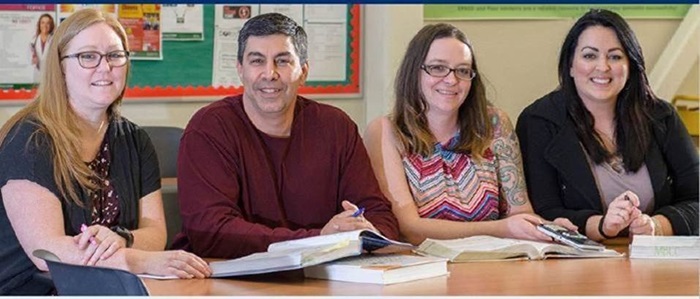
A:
[[171, 13, 399, 259]]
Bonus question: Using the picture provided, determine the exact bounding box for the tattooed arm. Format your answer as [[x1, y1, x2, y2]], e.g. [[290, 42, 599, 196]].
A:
[[365, 115, 568, 244], [489, 107, 578, 237], [490, 107, 533, 216]]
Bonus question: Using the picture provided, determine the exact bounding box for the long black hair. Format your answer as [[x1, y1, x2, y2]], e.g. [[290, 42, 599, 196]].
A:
[[558, 8, 658, 172]]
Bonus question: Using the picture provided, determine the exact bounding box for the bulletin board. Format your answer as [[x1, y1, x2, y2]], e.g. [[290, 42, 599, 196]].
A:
[[0, 4, 361, 101]]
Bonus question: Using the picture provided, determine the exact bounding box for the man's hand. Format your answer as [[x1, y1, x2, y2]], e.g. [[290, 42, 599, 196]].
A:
[[320, 200, 377, 235]]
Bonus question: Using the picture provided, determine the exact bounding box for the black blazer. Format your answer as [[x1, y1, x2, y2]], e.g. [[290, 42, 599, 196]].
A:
[[516, 89, 698, 236]]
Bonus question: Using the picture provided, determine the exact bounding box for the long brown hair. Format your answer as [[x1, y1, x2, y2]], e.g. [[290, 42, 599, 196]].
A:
[[392, 23, 492, 158], [0, 8, 130, 205], [35, 13, 55, 36]]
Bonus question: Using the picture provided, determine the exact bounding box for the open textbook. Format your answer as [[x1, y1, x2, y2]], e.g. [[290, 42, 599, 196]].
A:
[[304, 254, 448, 285], [209, 230, 415, 277], [629, 235, 700, 259], [416, 235, 623, 262]]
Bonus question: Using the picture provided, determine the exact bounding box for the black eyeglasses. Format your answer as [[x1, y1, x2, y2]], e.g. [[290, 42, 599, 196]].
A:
[[61, 50, 130, 69], [421, 64, 477, 81]]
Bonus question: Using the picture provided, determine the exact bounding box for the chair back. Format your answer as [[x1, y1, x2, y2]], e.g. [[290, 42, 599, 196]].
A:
[[141, 126, 184, 248], [32, 249, 149, 296], [141, 126, 184, 178]]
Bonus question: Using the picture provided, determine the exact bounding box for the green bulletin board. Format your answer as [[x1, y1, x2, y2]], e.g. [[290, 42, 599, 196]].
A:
[[0, 4, 361, 101], [129, 5, 214, 88]]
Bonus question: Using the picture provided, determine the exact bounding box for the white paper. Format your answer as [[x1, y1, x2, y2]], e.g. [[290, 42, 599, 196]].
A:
[[138, 273, 178, 280], [161, 4, 204, 41], [211, 4, 351, 88], [0, 10, 39, 84], [212, 4, 260, 87]]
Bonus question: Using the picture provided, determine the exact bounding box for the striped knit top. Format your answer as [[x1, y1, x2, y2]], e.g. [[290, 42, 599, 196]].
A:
[[401, 109, 511, 222]]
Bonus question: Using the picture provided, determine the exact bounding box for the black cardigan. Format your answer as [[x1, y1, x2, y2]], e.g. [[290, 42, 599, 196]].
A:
[[0, 117, 161, 294], [516, 89, 698, 236]]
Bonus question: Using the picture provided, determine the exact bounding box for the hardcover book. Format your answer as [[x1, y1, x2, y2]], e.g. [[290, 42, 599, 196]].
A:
[[209, 229, 415, 277], [304, 254, 448, 285], [629, 235, 700, 259]]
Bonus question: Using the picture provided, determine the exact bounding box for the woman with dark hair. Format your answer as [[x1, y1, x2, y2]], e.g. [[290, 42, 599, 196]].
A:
[[30, 13, 55, 82], [364, 23, 574, 245], [516, 9, 698, 241]]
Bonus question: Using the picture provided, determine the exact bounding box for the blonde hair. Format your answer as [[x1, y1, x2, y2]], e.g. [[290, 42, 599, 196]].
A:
[[0, 8, 130, 206]]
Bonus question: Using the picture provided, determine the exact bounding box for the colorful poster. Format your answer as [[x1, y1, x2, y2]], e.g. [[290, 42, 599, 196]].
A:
[[0, 4, 56, 88], [118, 4, 162, 60], [424, 4, 693, 20], [161, 4, 204, 41], [57, 4, 116, 23]]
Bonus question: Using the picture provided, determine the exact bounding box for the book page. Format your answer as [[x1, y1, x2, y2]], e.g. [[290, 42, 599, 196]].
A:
[[359, 230, 415, 253], [268, 230, 363, 252], [138, 274, 178, 280], [632, 235, 700, 247], [517, 239, 577, 255], [332, 254, 445, 270], [514, 239, 623, 258], [209, 248, 304, 277], [426, 235, 523, 251], [299, 240, 358, 265], [417, 236, 535, 260], [417, 236, 622, 261]]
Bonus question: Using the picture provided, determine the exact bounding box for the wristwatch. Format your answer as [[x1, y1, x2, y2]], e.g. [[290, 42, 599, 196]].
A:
[[111, 226, 134, 248]]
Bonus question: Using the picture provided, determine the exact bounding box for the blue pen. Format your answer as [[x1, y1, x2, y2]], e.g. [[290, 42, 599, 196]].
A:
[[351, 207, 365, 218]]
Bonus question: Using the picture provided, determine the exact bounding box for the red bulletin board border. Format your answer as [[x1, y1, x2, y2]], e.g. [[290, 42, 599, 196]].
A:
[[0, 4, 361, 101]]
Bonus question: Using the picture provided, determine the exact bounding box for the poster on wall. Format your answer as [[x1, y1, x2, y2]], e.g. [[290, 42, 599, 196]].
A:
[[161, 4, 204, 41], [212, 4, 259, 87], [212, 4, 348, 88], [1, 4, 361, 100], [300, 5, 347, 82], [118, 4, 162, 60], [260, 4, 303, 26], [57, 4, 117, 23], [0, 4, 56, 88]]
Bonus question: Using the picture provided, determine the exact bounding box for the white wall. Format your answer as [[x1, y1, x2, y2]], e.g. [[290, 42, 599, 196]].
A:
[[363, 5, 424, 130], [440, 17, 699, 122]]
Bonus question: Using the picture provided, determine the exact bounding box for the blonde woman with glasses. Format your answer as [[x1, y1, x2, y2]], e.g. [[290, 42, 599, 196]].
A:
[[0, 8, 209, 295], [364, 23, 575, 245]]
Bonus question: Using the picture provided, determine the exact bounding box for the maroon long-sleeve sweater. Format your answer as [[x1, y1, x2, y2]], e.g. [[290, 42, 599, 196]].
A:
[[171, 95, 399, 258]]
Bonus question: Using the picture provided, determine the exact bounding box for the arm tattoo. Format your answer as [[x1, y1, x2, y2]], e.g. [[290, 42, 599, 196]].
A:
[[491, 109, 528, 209]]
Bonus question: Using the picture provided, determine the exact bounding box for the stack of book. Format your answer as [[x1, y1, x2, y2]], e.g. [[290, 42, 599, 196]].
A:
[[206, 229, 447, 284], [209, 229, 416, 277], [142, 229, 450, 284], [304, 254, 448, 285]]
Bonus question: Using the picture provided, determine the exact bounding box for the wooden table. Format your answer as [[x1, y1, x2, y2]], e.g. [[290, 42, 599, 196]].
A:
[[144, 243, 699, 296]]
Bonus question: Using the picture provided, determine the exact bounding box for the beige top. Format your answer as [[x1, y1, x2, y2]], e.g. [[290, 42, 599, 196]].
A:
[[587, 154, 655, 214]]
